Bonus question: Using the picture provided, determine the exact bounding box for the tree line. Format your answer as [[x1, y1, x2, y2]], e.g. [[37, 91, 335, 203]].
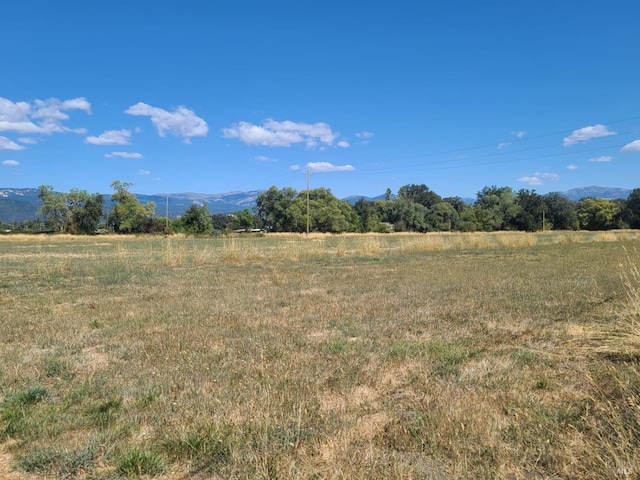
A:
[[255, 184, 640, 233], [4, 181, 640, 234]]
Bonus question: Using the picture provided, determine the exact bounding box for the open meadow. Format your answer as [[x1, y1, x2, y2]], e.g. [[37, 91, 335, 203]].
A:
[[1, 231, 640, 479]]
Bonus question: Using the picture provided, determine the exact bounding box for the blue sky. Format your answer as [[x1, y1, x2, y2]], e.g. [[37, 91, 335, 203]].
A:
[[1, 1, 639, 200]]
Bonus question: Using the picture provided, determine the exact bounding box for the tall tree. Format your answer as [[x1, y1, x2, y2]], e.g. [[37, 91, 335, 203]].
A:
[[397, 184, 442, 208], [255, 186, 298, 232], [576, 197, 621, 230], [543, 193, 578, 230], [38, 185, 68, 232], [513, 189, 544, 232], [109, 181, 156, 233], [622, 189, 640, 229], [426, 201, 459, 231], [67, 189, 104, 234], [231, 208, 256, 230], [38, 185, 104, 234], [474, 186, 520, 231], [182, 203, 213, 234]]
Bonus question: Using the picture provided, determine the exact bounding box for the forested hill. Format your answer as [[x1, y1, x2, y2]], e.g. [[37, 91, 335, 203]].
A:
[[0, 186, 634, 223]]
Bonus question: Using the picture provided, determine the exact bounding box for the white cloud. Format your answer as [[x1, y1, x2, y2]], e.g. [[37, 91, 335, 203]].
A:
[[138, 170, 151, 175], [2, 160, 19, 166], [355, 131, 374, 139], [518, 172, 560, 185], [497, 142, 511, 150], [18, 137, 38, 144], [337, 140, 350, 148], [0, 136, 25, 150], [621, 140, 640, 152], [105, 151, 143, 159], [222, 119, 339, 148], [588, 155, 613, 163], [85, 129, 132, 145], [566, 164, 579, 170], [125, 102, 208, 143], [563, 124, 616, 146], [306, 162, 355, 173], [255, 155, 277, 162], [0, 96, 90, 135], [518, 176, 543, 185], [512, 131, 526, 139]]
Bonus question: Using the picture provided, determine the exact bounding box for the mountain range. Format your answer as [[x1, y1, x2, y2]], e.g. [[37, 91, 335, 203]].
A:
[[0, 186, 634, 223]]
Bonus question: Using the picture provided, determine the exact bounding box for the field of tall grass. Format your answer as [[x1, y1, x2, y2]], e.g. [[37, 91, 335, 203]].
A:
[[1, 231, 640, 479]]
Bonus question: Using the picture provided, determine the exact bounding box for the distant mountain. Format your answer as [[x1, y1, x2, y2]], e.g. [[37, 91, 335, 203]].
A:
[[0, 188, 264, 223], [344, 194, 476, 204], [134, 191, 263, 217], [343, 194, 390, 204], [0, 189, 42, 223], [557, 186, 632, 201]]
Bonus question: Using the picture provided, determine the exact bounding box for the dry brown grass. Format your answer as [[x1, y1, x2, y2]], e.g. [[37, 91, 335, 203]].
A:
[[1, 231, 640, 478]]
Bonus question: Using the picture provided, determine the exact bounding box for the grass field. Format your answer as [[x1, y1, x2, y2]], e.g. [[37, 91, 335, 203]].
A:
[[1, 231, 640, 479]]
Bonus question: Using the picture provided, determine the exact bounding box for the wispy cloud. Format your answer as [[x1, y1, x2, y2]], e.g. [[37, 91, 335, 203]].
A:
[[337, 140, 350, 148], [566, 164, 579, 170], [518, 172, 560, 185], [512, 131, 526, 139], [291, 162, 355, 173], [588, 156, 613, 162], [2, 160, 19, 166], [356, 131, 374, 139], [255, 155, 277, 162], [563, 124, 616, 147], [621, 140, 640, 152], [18, 137, 38, 144], [125, 102, 208, 143], [0, 136, 25, 150], [497, 142, 511, 150], [105, 151, 143, 159], [0, 96, 90, 135], [223, 119, 340, 148], [355, 131, 374, 145], [138, 169, 150, 175], [85, 129, 131, 145]]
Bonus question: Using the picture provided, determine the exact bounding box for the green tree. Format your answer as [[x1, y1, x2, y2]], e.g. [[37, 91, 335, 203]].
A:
[[426, 201, 459, 231], [397, 184, 442, 209], [38, 185, 104, 234], [353, 198, 378, 232], [513, 189, 544, 232], [474, 186, 520, 231], [256, 186, 298, 232], [306, 188, 358, 233], [256, 186, 358, 233], [182, 203, 213, 234], [622, 189, 640, 229], [211, 214, 234, 232], [576, 197, 620, 230], [67, 189, 104, 234], [38, 185, 68, 232], [386, 196, 427, 232], [231, 208, 256, 230], [543, 193, 578, 230], [109, 181, 156, 233]]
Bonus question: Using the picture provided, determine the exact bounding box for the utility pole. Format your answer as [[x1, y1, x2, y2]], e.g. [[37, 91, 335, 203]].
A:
[[166, 195, 169, 229], [306, 168, 311, 235]]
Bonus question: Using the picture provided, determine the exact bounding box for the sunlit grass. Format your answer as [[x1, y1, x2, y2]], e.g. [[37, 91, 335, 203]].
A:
[[1, 231, 640, 478]]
